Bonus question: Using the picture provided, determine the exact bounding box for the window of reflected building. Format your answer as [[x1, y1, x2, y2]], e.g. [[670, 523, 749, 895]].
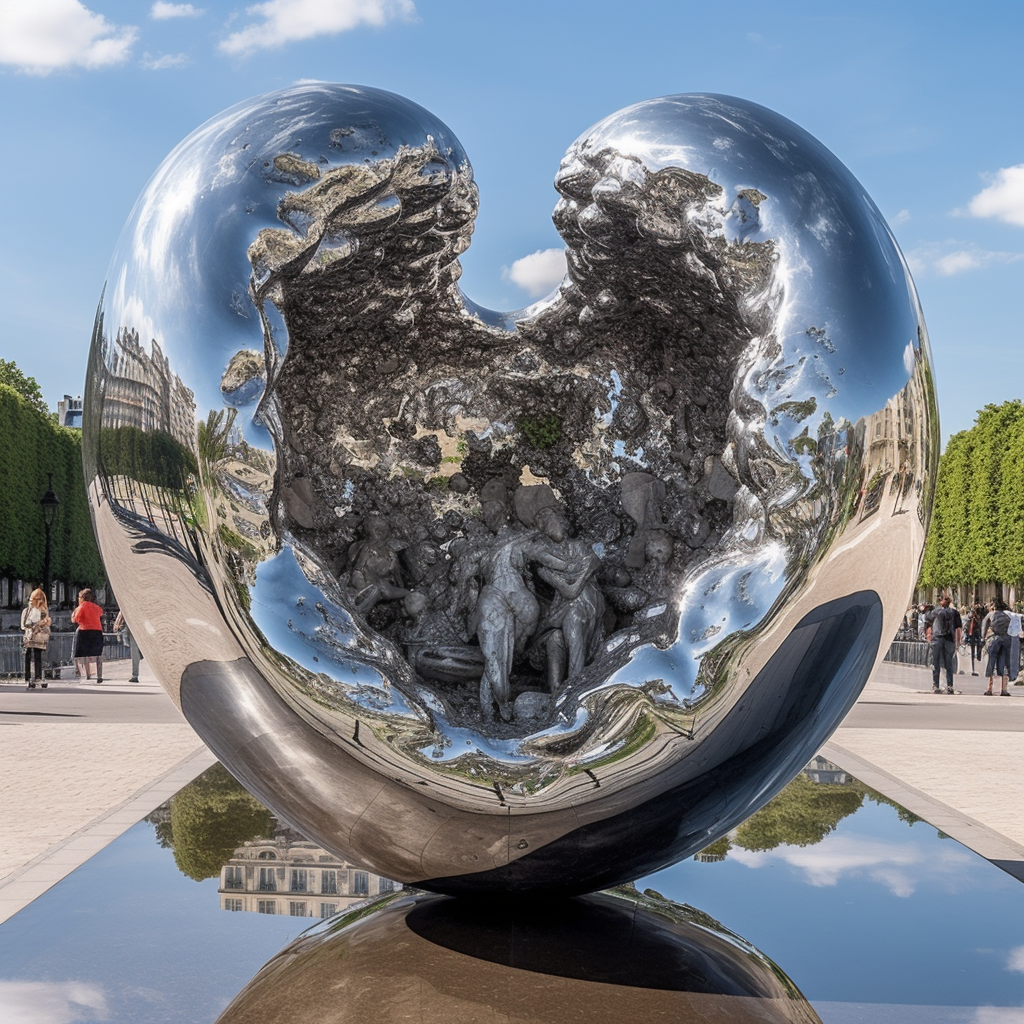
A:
[[290, 869, 308, 892], [320, 902, 338, 918], [224, 865, 244, 890], [257, 900, 276, 915], [257, 867, 277, 892], [288, 901, 307, 917], [351, 870, 369, 896], [321, 870, 339, 894], [224, 899, 243, 912]]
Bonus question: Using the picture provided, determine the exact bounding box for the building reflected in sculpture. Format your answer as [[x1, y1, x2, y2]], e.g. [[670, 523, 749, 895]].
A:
[[101, 329, 196, 448]]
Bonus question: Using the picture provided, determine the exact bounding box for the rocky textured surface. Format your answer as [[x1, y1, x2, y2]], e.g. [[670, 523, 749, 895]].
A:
[[246, 136, 778, 731]]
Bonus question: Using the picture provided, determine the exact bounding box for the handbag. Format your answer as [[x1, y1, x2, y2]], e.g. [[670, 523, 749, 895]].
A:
[[23, 619, 51, 648]]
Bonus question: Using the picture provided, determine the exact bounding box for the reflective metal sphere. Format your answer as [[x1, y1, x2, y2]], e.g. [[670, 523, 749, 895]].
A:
[[215, 889, 823, 1023], [84, 85, 938, 895]]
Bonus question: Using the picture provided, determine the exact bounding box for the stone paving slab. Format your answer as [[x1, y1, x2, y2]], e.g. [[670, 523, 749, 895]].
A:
[[827, 728, 1024, 848], [0, 722, 206, 881], [0, 657, 214, 924]]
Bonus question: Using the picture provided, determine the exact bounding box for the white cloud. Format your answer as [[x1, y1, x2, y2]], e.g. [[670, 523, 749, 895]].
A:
[[729, 834, 973, 897], [502, 248, 567, 298], [0, 980, 108, 1024], [151, 2, 203, 17], [891, 209, 911, 225], [0, 1, 137, 74], [1008, 946, 1024, 973], [968, 165, 1024, 227], [906, 242, 1024, 278], [219, 0, 415, 56], [141, 51, 190, 69]]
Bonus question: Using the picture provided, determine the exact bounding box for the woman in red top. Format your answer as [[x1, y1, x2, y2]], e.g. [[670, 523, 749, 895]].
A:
[[71, 588, 105, 683]]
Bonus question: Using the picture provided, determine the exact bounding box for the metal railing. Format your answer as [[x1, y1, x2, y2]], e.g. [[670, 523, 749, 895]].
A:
[[1, 632, 128, 679], [885, 637, 1022, 674], [884, 640, 932, 667]]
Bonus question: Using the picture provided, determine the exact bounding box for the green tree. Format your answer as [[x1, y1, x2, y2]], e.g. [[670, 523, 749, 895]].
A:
[[919, 400, 1024, 594], [993, 401, 1024, 589], [0, 383, 105, 593], [734, 775, 864, 851], [162, 764, 274, 881], [919, 429, 973, 588], [0, 359, 48, 416]]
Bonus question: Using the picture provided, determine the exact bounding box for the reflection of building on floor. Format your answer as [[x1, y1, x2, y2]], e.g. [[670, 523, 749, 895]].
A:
[[802, 755, 850, 785], [693, 851, 726, 863], [218, 827, 399, 918]]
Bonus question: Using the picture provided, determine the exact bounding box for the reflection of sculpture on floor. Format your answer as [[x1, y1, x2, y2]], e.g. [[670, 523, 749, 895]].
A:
[[214, 887, 824, 1024]]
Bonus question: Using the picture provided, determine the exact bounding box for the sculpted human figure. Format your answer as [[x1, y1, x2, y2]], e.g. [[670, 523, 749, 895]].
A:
[[347, 516, 410, 615], [620, 472, 673, 569], [518, 491, 605, 693], [467, 481, 567, 721]]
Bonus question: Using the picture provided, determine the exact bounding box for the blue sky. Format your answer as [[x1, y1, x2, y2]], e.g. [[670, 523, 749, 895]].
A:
[[0, 0, 1021, 446]]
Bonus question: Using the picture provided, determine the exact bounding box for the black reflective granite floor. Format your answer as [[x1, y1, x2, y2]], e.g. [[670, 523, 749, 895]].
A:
[[0, 763, 1021, 1023]]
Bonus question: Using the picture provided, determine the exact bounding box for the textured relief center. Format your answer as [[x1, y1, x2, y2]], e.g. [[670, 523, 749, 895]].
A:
[[235, 136, 777, 736]]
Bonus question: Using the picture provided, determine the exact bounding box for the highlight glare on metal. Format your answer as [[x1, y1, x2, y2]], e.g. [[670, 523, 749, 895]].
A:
[[84, 85, 938, 895]]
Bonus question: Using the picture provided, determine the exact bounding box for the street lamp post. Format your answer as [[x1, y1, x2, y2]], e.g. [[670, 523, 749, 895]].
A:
[[41, 474, 60, 599]]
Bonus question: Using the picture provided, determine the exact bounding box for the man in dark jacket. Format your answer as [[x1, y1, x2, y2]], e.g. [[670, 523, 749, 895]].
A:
[[925, 594, 963, 694]]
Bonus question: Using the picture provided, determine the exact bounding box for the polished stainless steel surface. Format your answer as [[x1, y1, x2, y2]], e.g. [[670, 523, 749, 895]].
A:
[[215, 888, 823, 1023], [83, 85, 938, 894]]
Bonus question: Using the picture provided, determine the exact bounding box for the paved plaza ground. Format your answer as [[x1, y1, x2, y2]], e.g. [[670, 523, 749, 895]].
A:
[[0, 654, 1022, 924]]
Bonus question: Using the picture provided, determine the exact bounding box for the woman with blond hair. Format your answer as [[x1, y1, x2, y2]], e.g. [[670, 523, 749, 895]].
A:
[[21, 588, 52, 690], [72, 588, 105, 683]]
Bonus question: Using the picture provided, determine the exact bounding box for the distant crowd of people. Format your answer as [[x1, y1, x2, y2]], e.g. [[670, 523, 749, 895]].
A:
[[902, 597, 1022, 696]]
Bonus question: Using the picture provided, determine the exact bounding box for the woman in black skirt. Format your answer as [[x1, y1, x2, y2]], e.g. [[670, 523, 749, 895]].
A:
[[72, 588, 105, 683]]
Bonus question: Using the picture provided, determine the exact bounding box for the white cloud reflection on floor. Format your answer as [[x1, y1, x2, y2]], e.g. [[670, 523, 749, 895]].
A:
[[973, 1008, 1024, 1023], [727, 833, 975, 896], [0, 981, 108, 1024]]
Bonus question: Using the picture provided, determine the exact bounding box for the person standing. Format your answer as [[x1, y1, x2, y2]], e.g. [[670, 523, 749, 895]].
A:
[[72, 588, 105, 683], [917, 603, 930, 641], [1009, 604, 1022, 685], [964, 602, 985, 676], [20, 588, 52, 690], [113, 608, 143, 682], [981, 598, 1012, 697], [925, 594, 962, 694]]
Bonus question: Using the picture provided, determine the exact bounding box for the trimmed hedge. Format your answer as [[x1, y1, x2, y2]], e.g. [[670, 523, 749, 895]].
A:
[[0, 383, 106, 591], [919, 399, 1024, 591]]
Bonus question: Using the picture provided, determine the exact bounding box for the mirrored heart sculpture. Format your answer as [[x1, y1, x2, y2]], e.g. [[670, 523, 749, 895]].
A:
[[84, 85, 938, 896]]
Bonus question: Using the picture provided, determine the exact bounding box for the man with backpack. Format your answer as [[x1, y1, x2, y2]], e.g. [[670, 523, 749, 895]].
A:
[[925, 594, 963, 694]]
